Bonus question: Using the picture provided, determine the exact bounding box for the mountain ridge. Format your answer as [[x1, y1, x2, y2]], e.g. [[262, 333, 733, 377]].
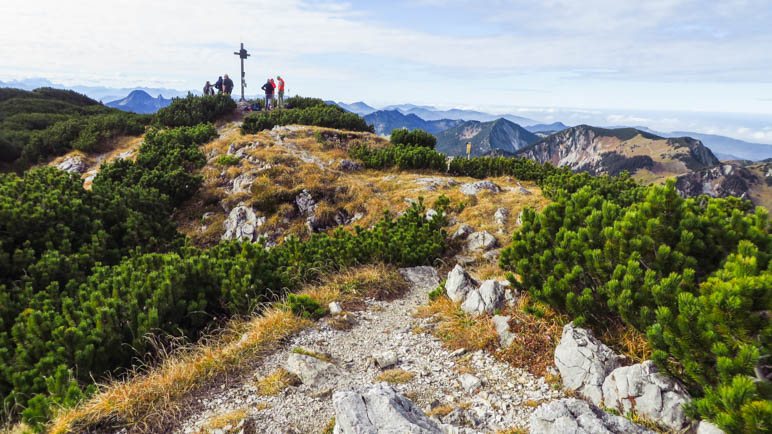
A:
[[106, 90, 172, 114], [436, 118, 540, 157]]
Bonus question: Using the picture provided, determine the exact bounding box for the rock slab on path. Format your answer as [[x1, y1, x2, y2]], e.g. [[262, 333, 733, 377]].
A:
[[333, 382, 443, 434], [460, 280, 505, 316]]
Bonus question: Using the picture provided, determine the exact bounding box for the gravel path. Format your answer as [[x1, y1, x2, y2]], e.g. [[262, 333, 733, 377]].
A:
[[180, 267, 562, 434]]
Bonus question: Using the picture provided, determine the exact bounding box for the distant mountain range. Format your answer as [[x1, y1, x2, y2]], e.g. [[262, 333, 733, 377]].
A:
[[106, 90, 173, 114], [525, 122, 569, 135], [0, 77, 188, 103], [633, 128, 772, 162], [436, 118, 540, 157], [517, 125, 719, 176], [363, 110, 464, 135]]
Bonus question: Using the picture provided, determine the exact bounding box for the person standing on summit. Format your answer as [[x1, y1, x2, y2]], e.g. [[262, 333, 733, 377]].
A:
[[276, 75, 285, 108], [261, 78, 274, 110], [223, 74, 234, 95], [214, 76, 223, 94]]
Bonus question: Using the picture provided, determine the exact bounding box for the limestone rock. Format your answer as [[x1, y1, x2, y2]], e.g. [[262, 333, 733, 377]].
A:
[[515, 183, 532, 195], [460, 280, 505, 316], [466, 231, 497, 252], [57, 156, 87, 174], [399, 266, 440, 291], [329, 302, 343, 315], [333, 383, 443, 434], [554, 322, 622, 406], [221, 204, 265, 242], [459, 181, 501, 196], [458, 374, 482, 393], [530, 398, 654, 434], [295, 189, 316, 215], [338, 159, 362, 172], [696, 421, 725, 434], [445, 265, 478, 303], [231, 172, 257, 193], [373, 350, 398, 369], [493, 208, 509, 226], [451, 224, 474, 241], [284, 352, 339, 388], [602, 360, 691, 431], [426, 208, 438, 221], [515, 210, 524, 226], [482, 249, 500, 262], [492, 315, 515, 348]]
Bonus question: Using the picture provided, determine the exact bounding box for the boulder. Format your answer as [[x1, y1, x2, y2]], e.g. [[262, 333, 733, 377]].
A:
[[460, 181, 501, 196], [373, 351, 398, 369], [445, 265, 478, 303], [415, 177, 458, 191], [466, 231, 497, 252], [451, 224, 474, 240], [696, 421, 725, 434], [602, 360, 691, 431], [399, 266, 440, 291], [515, 210, 524, 226], [554, 322, 622, 406], [329, 301, 343, 315], [284, 352, 340, 388], [333, 383, 443, 434], [57, 156, 87, 174], [530, 398, 654, 434], [493, 208, 508, 226], [221, 204, 265, 242], [492, 315, 515, 348], [231, 172, 257, 193], [460, 280, 505, 316], [482, 249, 500, 262], [515, 182, 532, 195], [295, 189, 316, 215], [426, 208, 438, 221]]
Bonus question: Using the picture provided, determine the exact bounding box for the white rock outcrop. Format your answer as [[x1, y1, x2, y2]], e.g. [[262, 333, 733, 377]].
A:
[[284, 352, 340, 389], [492, 315, 515, 348], [530, 398, 654, 434], [460, 280, 505, 316], [459, 181, 501, 196], [602, 360, 691, 431], [554, 323, 622, 406], [221, 204, 265, 241], [333, 383, 443, 434], [466, 231, 497, 252], [451, 224, 474, 241], [445, 265, 478, 303], [57, 156, 87, 174]]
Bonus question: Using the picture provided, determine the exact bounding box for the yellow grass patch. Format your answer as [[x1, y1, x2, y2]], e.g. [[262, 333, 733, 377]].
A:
[[415, 297, 498, 352], [197, 408, 247, 434], [255, 368, 300, 396], [375, 369, 415, 384], [48, 309, 310, 434]]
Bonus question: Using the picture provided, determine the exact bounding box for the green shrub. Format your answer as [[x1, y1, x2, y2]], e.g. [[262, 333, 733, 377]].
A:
[[349, 143, 446, 171], [241, 105, 373, 134], [216, 154, 241, 166], [500, 179, 770, 431], [155, 94, 236, 127], [285, 294, 326, 319], [284, 96, 326, 109], [390, 128, 437, 149]]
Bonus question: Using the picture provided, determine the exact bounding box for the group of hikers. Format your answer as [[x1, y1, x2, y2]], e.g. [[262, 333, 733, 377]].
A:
[[202, 74, 286, 110], [203, 75, 234, 96]]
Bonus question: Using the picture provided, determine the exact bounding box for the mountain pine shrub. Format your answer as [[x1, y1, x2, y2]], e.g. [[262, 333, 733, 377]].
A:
[[241, 105, 373, 133], [500, 179, 771, 431], [390, 128, 436, 149], [154, 94, 236, 127]]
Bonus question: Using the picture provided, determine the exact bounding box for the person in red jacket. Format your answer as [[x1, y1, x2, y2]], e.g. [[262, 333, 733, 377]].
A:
[[276, 76, 286, 108]]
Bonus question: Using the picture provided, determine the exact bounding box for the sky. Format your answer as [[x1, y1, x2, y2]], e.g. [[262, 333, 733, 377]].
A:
[[2, 0, 772, 143]]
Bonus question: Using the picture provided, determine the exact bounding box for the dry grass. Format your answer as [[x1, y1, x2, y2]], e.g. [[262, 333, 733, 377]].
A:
[[599, 320, 652, 363], [495, 428, 528, 434], [197, 408, 247, 434], [320, 417, 336, 434], [255, 368, 300, 396], [291, 347, 333, 363], [427, 404, 454, 418], [415, 297, 498, 352], [48, 309, 310, 434], [375, 369, 415, 384], [496, 295, 567, 377]]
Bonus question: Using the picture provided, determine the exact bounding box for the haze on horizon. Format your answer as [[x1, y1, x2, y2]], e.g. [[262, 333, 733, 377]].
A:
[[2, 0, 772, 143]]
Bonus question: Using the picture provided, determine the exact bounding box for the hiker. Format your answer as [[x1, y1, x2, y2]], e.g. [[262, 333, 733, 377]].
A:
[[203, 81, 214, 96], [261, 78, 274, 110], [214, 76, 223, 94], [223, 74, 234, 95], [276, 76, 285, 108], [269, 78, 277, 108]]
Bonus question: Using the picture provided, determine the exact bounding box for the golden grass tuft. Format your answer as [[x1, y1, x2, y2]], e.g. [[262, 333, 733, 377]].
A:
[[320, 416, 336, 434], [291, 347, 333, 363], [375, 369, 415, 385], [48, 309, 310, 434], [495, 428, 528, 434], [255, 368, 300, 396], [197, 408, 247, 433], [599, 320, 652, 363], [427, 405, 454, 418]]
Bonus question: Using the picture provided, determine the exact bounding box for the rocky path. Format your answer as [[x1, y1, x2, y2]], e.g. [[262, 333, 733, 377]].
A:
[[180, 267, 562, 434]]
